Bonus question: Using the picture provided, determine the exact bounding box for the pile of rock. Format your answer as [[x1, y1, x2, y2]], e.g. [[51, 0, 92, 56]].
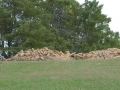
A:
[[4, 47, 120, 61], [6, 47, 72, 61], [71, 48, 120, 59]]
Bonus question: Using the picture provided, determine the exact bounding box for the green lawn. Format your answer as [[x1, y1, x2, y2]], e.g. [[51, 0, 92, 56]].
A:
[[0, 58, 120, 90]]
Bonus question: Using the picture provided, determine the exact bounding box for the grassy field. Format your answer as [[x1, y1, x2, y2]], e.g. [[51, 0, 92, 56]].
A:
[[0, 58, 120, 90]]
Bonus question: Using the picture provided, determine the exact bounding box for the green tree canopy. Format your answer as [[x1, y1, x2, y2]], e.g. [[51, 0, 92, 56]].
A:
[[0, 0, 120, 58]]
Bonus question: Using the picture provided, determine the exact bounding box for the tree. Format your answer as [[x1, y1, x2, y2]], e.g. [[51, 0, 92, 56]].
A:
[[45, 0, 81, 52], [67, 0, 120, 52], [0, 0, 23, 57], [12, 19, 72, 52], [0, 0, 72, 58], [0, 0, 120, 58]]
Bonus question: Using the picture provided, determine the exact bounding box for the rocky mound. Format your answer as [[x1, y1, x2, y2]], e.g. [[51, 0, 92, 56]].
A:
[[4, 47, 120, 61], [71, 48, 120, 59], [6, 47, 72, 61]]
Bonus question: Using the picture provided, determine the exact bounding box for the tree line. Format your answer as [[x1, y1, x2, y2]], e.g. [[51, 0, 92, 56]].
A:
[[0, 0, 120, 58]]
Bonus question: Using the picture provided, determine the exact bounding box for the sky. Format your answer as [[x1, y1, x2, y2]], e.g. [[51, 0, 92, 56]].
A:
[[76, 0, 120, 33]]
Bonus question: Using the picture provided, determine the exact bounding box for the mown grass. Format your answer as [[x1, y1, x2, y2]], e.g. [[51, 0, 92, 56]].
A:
[[0, 58, 120, 90]]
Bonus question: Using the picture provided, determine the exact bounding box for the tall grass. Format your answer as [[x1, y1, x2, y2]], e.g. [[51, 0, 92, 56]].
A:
[[0, 58, 120, 90]]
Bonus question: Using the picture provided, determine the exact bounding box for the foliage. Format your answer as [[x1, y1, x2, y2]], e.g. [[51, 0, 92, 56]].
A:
[[0, 0, 120, 57]]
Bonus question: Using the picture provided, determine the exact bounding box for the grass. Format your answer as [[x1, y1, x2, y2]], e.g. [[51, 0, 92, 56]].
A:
[[0, 58, 120, 90]]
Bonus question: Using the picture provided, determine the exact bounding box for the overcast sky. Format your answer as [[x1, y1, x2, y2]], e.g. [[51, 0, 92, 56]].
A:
[[76, 0, 120, 33]]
